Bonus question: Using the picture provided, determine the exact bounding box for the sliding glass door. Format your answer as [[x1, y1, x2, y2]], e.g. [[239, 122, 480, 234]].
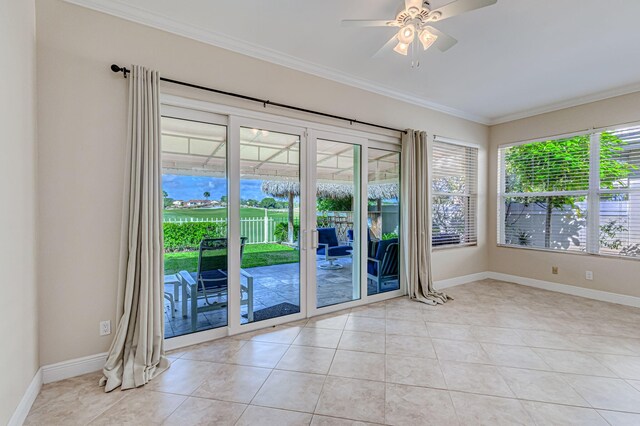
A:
[[160, 102, 402, 339]]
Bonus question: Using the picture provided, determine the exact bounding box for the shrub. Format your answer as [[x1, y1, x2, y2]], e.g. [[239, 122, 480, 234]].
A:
[[163, 222, 226, 251], [274, 222, 299, 242]]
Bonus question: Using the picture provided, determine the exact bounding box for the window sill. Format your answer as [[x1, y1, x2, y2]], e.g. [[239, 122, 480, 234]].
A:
[[496, 244, 640, 262], [433, 242, 478, 251]]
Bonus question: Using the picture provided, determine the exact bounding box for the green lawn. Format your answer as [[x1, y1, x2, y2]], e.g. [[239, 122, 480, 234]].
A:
[[163, 207, 294, 221], [164, 243, 299, 274]]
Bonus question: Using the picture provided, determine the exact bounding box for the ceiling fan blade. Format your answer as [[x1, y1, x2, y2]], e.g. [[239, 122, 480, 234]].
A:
[[373, 34, 399, 58], [429, 0, 497, 22], [341, 19, 393, 27], [424, 26, 458, 52]]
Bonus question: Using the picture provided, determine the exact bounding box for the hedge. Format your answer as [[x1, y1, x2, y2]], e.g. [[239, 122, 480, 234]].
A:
[[163, 222, 226, 251]]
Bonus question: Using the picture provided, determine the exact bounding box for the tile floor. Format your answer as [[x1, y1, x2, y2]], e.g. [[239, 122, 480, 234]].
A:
[[26, 279, 640, 425]]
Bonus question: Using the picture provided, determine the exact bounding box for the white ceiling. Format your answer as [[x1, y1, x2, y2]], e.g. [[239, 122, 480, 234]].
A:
[[70, 0, 640, 124]]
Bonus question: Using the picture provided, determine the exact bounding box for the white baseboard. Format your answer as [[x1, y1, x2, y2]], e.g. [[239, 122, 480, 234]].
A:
[[487, 272, 640, 308], [41, 352, 108, 384], [8, 368, 42, 426], [434, 272, 490, 290]]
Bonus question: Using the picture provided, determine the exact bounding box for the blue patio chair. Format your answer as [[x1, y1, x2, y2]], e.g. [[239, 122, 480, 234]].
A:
[[317, 227, 352, 269], [367, 238, 399, 294], [347, 228, 375, 256], [179, 237, 254, 331]]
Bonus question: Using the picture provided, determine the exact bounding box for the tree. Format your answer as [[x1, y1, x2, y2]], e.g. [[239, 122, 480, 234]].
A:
[[504, 132, 635, 248], [259, 197, 278, 209], [220, 195, 228, 204], [203, 191, 210, 200], [162, 190, 174, 208], [317, 197, 352, 212]]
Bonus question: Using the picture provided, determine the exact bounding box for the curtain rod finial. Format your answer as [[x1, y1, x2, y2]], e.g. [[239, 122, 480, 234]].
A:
[[111, 64, 130, 77]]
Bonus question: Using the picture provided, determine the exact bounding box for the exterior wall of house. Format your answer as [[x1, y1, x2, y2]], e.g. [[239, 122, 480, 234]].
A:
[[0, 0, 39, 423], [489, 91, 640, 298], [36, 0, 489, 365]]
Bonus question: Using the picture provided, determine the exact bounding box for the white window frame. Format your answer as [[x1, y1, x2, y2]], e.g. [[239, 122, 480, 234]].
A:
[[497, 127, 640, 261], [431, 136, 479, 249]]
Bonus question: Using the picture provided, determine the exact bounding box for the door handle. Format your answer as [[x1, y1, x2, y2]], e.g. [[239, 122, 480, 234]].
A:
[[311, 229, 319, 249]]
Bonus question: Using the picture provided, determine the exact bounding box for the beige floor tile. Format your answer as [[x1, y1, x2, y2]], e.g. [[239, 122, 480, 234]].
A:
[[482, 343, 549, 369], [315, 376, 385, 423], [145, 359, 218, 396], [179, 338, 247, 362], [163, 397, 247, 426], [89, 390, 186, 425], [338, 330, 385, 354], [306, 313, 349, 330], [277, 346, 336, 374], [311, 414, 377, 425], [227, 341, 290, 368], [293, 328, 343, 349], [521, 401, 608, 426], [499, 367, 589, 406], [471, 326, 526, 346], [252, 370, 326, 413], [516, 330, 582, 351], [344, 316, 386, 333], [385, 355, 446, 388], [385, 318, 429, 337], [236, 326, 303, 345], [433, 339, 491, 364], [427, 323, 475, 341], [235, 405, 313, 426], [24, 373, 127, 425], [385, 383, 458, 425], [531, 348, 616, 377], [385, 334, 436, 358], [597, 410, 640, 426], [386, 306, 423, 321], [591, 353, 640, 380], [329, 350, 385, 381], [349, 305, 386, 319], [440, 361, 514, 397], [449, 392, 534, 426], [568, 334, 640, 356], [562, 375, 640, 413], [192, 363, 271, 403]]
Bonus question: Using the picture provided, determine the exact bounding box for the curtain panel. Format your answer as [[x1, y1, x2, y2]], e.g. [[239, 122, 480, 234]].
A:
[[101, 65, 170, 392]]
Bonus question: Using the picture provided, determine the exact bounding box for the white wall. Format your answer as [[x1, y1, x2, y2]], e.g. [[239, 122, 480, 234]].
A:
[[0, 0, 39, 423], [36, 0, 489, 366], [489, 91, 640, 298]]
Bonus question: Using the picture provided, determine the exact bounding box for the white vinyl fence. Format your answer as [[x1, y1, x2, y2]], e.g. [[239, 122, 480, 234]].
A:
[[164, 215, 293, 244]]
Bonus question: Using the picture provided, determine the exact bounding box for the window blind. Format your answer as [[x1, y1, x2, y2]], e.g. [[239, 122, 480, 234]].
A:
[[498, 126, 640, 258], [432, 140, 478, 246]]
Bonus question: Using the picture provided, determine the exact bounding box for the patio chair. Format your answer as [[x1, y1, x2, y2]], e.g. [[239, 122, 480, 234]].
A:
[[317, 227, 352, 270], [347, 228, 374, 256], [367, 238, 399, 294], [179, 237, 254, 331]]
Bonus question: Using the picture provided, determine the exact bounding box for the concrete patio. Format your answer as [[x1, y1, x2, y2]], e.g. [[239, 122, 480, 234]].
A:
[[163, 258, 399, 338]]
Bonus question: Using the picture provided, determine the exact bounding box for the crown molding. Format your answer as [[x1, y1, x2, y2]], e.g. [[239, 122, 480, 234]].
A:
[[488, 82, 640, 126], [62, 0, 491, 125]]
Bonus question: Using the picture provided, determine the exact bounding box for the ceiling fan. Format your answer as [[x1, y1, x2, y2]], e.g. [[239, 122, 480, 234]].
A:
[[342, 0, 497, 57]]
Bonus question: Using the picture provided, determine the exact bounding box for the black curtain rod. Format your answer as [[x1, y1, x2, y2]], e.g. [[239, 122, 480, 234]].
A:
[[110, 64, 406, 134]]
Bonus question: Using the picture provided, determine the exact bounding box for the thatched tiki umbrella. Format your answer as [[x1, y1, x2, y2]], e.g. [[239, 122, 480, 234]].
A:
[[262, 180, 399, 243]]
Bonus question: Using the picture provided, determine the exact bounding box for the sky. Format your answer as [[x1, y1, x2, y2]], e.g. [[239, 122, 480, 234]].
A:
[[162, 174, 267, 201]]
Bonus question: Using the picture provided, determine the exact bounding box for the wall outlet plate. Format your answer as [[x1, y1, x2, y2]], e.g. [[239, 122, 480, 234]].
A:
[[585, 271, 593, 280], [551, 266, 558, 274], [100, 320, 111, 336]]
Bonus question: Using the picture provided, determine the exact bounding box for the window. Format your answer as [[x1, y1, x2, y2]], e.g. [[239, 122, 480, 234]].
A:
[[432, 140, 478, 247], [498, 126, 640, 258]]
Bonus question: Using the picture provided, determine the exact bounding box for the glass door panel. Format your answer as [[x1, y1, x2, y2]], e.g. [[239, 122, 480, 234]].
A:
[[239, 126, 301, 324], [367, 148, 401, 295], [315, 139, 361, 308], [161, 116, 229, 338]]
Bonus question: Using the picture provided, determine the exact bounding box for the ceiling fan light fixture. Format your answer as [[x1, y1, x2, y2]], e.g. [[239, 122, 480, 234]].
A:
[[419, 29, 438, 50], [397, 24, 415, 44], [393, 41, 409, 55]]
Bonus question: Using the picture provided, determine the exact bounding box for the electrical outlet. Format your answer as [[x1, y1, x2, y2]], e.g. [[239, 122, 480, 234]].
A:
[[100, 320, 111, 336], [585, 271, 593, 281], [551, 266, 558, 275]]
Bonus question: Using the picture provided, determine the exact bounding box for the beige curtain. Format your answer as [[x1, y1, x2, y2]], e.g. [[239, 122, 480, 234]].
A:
[[401, 130, 452, 305], [100, 65, 170, 392]]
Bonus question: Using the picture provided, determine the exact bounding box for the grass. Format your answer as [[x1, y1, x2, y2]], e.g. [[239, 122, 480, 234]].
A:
[[163, 207, 294, 221], [164, 243, 299, 274]]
